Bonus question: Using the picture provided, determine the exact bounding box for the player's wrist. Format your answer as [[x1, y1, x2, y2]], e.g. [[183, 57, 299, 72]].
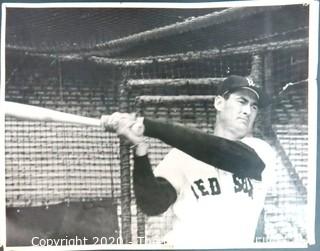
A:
[[131, 141, 149, 156]]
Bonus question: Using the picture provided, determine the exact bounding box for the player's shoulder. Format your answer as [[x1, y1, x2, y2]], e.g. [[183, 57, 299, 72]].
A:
[[241, 136, 271, 149], [241, 137, 276, 160], [159, 148, 198, 167], [165, 148, 193, 159]]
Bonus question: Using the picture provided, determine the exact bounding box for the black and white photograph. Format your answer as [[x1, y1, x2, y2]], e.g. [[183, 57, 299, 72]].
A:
[[1, 1, 319, 249]]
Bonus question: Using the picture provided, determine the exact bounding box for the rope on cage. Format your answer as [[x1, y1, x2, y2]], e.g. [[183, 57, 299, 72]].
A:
[[277, 79, 308, 98]]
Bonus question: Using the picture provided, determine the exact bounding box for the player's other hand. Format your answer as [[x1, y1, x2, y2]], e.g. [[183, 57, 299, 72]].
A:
[[101, 112, 148, 155], [101, 112, 135, 132], [101, 112, 145, 144]]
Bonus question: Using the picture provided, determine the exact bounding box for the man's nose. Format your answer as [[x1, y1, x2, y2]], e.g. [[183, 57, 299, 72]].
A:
[[242, 104, 251, 115]]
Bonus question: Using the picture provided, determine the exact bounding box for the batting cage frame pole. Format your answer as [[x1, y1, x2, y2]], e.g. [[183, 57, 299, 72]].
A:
[[127, 81, 147, 243], [118, 69, 132, 244], [250, 53, 268, 240], [127, 78, 224, 89], [136, 206, 145, 244]]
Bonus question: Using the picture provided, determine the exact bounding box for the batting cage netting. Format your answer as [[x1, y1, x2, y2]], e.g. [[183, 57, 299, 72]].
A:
[[4, 3, 312, 246]]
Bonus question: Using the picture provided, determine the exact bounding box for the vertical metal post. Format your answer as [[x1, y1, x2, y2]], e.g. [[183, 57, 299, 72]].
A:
[[250, 53, 269, 241], [250, 53, 266, 139], [135, 100, 146, 243], [250, 54, 264, 86], [261, 11, 274, 139], [137, 209, 145, 243], [263, 52, 275, 138], [118, 70, 132, 244]]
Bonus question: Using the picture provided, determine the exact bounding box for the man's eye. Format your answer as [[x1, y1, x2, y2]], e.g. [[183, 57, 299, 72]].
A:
[[252, 105, 258, 110], [238, 99, 246, 104]]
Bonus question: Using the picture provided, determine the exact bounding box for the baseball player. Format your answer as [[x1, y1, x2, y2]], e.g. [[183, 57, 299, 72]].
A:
[[101, 75, 276, 248]]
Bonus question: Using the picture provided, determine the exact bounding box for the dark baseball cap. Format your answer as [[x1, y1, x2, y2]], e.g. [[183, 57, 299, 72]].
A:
[[217, 75, 271, 108]]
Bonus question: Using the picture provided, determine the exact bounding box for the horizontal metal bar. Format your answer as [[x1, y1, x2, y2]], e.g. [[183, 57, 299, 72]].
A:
[[135, 95, 216, 104], [127, 78, 224, 88]]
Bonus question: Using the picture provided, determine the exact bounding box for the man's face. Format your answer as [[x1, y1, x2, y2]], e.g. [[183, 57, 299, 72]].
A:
[[216, 88, 259, 139]]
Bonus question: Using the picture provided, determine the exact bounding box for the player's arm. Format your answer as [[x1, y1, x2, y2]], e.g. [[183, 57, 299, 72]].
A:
[[101, 114, 177, 216], [143, 118, 265, 180], [101, 113, 265, 180], [133, 145, 177, 216]]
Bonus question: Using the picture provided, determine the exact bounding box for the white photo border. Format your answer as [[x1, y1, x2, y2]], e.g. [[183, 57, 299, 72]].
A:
[[1, 1, 318, 250]]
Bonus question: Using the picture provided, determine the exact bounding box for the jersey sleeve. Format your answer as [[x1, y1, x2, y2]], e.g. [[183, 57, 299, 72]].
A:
[[153, 148, 188, 195], [143, 118, 265, 180], [133, 154, 178, 216]]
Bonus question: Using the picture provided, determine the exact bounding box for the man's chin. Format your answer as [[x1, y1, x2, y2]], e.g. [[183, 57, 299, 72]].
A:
[[234, 127, 250, 139]]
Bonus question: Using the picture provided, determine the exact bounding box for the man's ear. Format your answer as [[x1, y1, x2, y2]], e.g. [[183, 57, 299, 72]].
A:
[[214, 95, 225, 111]]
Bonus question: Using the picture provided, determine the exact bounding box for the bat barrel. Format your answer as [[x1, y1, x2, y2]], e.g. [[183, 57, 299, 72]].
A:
[[5, 101, 102, 127]]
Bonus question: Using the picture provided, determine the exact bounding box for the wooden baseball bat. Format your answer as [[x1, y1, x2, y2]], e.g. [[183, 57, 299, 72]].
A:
[[5, 101, 101, 127]]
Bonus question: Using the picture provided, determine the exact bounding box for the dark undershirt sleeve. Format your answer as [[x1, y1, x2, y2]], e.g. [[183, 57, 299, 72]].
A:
[[143, 118, 265, 180], [133, 154, 177, 216]]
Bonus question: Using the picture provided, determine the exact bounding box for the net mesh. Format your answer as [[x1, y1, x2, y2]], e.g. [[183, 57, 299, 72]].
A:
[[5, 122, 120, 207], [5, 5, 309, 245], [261, 49, 308, 242], [5, 58, 124, 232]]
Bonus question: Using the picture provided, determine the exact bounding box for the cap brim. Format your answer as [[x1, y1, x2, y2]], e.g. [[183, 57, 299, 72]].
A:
[[247, 87, 271, 108], [232, 86, 271, 108]]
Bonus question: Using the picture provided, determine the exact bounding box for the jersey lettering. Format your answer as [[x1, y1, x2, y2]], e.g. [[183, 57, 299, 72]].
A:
[[233, 174, 253, 198], [191, 176, 253, 200], [208, 177, 221, 195], [194, 179, 209, 196], [191, 185, 199, 199], [191, 177, 221, 199]]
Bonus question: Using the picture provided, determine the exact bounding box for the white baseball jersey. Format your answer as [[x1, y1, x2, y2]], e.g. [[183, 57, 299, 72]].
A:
[[154, 136, 276, 248]]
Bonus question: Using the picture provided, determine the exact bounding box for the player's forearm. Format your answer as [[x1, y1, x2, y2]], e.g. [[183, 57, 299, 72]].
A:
[[133, 154, 177, 216], [143, 117, 265, 180]]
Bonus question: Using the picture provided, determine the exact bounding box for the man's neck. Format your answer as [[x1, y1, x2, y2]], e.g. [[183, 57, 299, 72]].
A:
[[213, 125, 241, 141]]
